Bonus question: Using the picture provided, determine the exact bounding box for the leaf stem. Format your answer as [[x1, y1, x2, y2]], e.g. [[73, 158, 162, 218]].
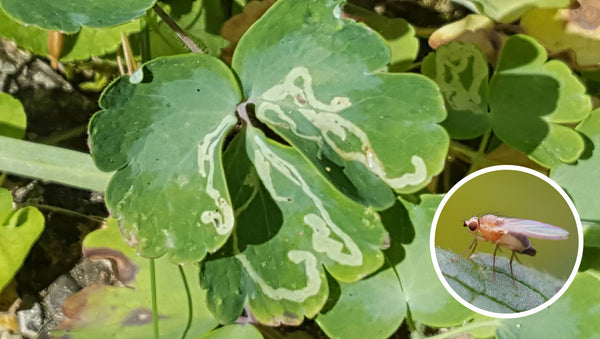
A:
[[178, 265, 193, 339], [153, 4, 204, 54], [33, 125, 87, 145], [427, 319, 502, 339], [140, 10, 152, 63], [14, 202, 105, 222], [150, 258, 159, 339]]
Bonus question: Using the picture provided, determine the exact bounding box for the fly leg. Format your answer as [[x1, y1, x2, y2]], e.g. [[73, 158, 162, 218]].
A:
[[451, 237, 478, 262], [509, 251, 518, 289], [492, 244, 499, 282]]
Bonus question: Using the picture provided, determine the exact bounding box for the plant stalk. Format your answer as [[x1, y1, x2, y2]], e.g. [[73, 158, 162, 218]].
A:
[[153, 4, 204, 54]]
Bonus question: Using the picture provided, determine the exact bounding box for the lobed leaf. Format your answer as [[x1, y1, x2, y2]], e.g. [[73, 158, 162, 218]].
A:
[[89, 54, 241, 263], [0, 188, 44, 292], [233, 0, 449, 209], [0, 0, 155, 33], [551, 108, 600, 222], [55, 218, 218, 338], [489, 34, 591, 167], [422, 41, 490, 139], [201, 128, 388, 326], [394, 195, 474, 327]]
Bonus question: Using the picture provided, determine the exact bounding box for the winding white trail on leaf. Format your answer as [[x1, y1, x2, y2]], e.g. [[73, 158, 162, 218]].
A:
[[252, 134, 362, 266], [197, 115, 236, 235], [256, 66, 427, 189]]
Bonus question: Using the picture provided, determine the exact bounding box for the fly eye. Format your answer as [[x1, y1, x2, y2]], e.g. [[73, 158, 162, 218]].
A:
[[468, 221, 478, 232]]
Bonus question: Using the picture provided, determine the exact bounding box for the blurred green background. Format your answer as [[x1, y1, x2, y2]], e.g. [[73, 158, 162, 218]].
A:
[[434, 169, 579, 282]]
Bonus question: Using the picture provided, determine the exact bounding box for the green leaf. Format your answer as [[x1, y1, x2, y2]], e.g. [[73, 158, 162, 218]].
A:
[[421, 41, 490, 139], [0, 92, 26, 139], [88, 54, 242, 263], [551, 108, 600, 221], [201, 324, 263, 339], [436, 248, 564, 313], [394, 196, 474, 326], [316, 268, 406, 339], [342, 4, 418, 72], [201, 128, 388, 325], [54, 218, 218, 338], [233, 0, 449, 209], [451, 0, 569, 23], [496, 272, 600, 338], [0, 6, 140, 62], [0, 0, 155, 33], [489, 34, 591, 167], [0, 188, 44, 292]]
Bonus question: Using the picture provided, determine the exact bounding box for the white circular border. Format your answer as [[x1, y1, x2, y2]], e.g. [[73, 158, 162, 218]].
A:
[[429, 165, 583, 319]]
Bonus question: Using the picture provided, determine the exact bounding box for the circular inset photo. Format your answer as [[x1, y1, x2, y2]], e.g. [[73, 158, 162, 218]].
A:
[[430, 165, 582, 318]]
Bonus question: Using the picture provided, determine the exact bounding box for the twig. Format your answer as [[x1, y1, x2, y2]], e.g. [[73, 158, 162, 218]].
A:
[[153, 4, 204, 54]]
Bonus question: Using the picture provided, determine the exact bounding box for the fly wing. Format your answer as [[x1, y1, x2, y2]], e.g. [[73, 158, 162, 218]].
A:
[[500, 218, 569, 240]]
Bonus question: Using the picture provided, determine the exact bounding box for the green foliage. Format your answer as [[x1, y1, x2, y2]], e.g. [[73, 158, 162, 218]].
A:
[[89, 54, 241, 263], [437, 248, 563, 313], [1, 0, 600, 338], [55, 218, 218, 338], [424, 35, 591, 167], [0, 6, 140, 62], [0, 92, 26, 139], [0, 188, 44, 292], [0, 0, 155, 33]]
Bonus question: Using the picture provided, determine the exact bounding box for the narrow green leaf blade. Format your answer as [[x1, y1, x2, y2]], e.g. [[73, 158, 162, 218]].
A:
[[0, 0, 155, 33], [89, 54, 241, 263], [489, 34, 591, 167], [0, 188, 45, 292], [54, 218, 218, 338], [201, 128, 388, 325], [233, 0, 449, 209]]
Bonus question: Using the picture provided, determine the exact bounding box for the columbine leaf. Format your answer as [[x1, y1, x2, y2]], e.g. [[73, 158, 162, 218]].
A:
[[437, 248, 563, 313], [55, 218, 218, 338], [489, 34, 591, 167], [0, 92, 26, 139], [0, 188, 44, 292], [89, 54, 241, 263], [233, 0, 448, 209], [0, 7, 140, 62], [315, 268, 406, 339], [0, 0, 155, 33], [422, 41, 490, 139], [201, 128, 388, 325], [394, 196, 474, 327], [551, 108, 600, 221], [496, 273, 600, 338]]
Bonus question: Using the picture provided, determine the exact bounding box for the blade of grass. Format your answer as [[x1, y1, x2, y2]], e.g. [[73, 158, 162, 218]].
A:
[[0, 136, 111, 192]]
